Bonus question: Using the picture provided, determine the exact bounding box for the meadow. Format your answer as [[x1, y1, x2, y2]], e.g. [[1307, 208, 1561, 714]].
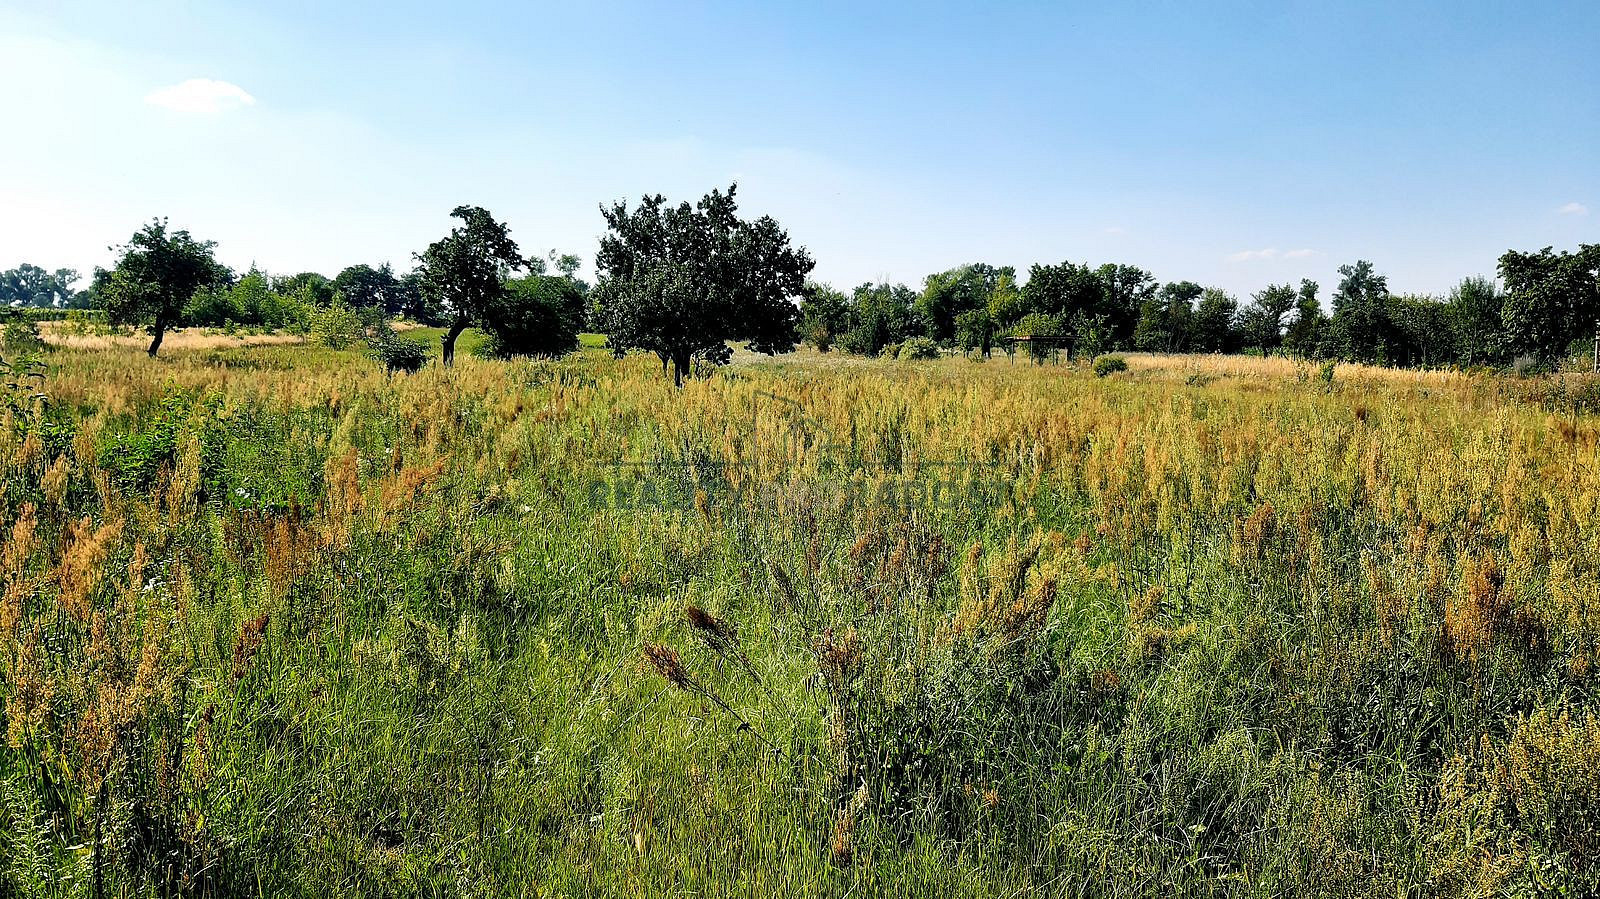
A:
[[2, 336, 1599, 897]]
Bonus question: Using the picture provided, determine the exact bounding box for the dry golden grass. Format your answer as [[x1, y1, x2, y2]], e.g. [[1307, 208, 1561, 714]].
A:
[[1118, 351, 1475, 387], [39, 321, 306, 351]]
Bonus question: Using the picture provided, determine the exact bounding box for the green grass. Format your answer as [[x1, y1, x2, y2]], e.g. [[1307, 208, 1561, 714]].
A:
[[401, 326, 490, 358]]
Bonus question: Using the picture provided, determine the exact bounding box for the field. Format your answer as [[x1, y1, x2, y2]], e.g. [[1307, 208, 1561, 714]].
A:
[[3, 339, 1600, 897]]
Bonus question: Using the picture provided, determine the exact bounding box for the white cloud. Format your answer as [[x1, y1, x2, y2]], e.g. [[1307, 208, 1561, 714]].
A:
[[1557, 202, 1589, 217], [1226, 247, 1278, 262], [1103, 225, 1127, 235], [1226, 247, 1319, 262], [145, 78, 256, 114]]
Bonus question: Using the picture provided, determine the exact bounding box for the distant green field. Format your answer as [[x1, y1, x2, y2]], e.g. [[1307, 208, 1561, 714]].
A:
[[394, 328, 606, 357], [400, 326, 486, 358]]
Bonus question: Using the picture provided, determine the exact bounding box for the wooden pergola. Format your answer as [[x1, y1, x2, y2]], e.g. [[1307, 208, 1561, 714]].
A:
[[1000, 334, 1072, 363]]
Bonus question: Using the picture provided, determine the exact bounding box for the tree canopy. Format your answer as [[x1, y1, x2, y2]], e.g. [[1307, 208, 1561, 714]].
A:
[[99, 219, 231, 356], [594, 184, 814, 385], [1, 265, 82, 309], [478, 271, 588, 360], [415, 206, 527, 366], [1498, 245, 1600, 364]]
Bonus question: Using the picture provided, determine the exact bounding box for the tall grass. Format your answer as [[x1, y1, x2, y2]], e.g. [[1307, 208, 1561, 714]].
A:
[[1, 342, 1598, 896]]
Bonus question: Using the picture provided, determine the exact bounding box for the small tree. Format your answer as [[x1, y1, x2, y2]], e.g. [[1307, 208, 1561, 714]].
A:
[[594, 184, 814, 385], [99, 219, 230, 356], [366, 321, 431, 373], [415, 206, 526, 366], [897, 336, 940, 360]]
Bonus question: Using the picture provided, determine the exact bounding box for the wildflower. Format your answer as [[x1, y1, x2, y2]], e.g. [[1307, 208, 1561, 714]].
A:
[[232, 613, 270, 682], [642, 643, 690, 690]]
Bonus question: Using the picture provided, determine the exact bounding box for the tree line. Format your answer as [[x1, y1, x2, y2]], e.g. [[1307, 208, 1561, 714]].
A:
[[5, 186, 1596, 377], [23, 214, 590, 361], [800, 249, 1600, 369]]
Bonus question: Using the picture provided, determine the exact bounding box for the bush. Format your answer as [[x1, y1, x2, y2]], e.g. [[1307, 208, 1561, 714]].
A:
[[1, 320, 47, 356], [1318, 360, 1337, 389], [62, 309, 103, 337], [310, 301, 365, 349], [1093, 354, 1128, 377], [367, 323, 432, 373], [897, 336, 940, 360], [879, 342, 902, 360], [476, 275, 585, 360]]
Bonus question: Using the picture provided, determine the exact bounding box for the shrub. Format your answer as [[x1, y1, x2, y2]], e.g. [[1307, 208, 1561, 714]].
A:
[[63, 309, 103, 336], [897, 336, 940, 360], [1093, 354, 1128, 377], [879, 342, 902, 360], [1, 320, 47, 356], [367, 326, 432, 373], [1318, 360, 1337, 389], [476, 275, 585, 360], [310, 300, 365, 349]]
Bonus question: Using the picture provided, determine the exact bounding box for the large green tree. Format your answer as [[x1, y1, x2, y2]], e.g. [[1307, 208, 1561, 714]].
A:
[[1016, 261, 1152, 352], [1192, 288, 1238, 353], [917, 264, 1011, 345], [273, 272, 335, 307], [415, 206, 527, 366], [1446, 275, 1506, 365], [1387, 294, 1455, 367], [1282, 281, 1325, 358], [1134, 281, 1201, 352], [184, 267, 301, 328], [334, 263, 410, 315], [1095, 264, 1157, 346], [1237, 283, 1298, 352], [954, 308, 995, 358], [1498, 245, 1600, 364], [594, 184, 814, 385], [99, 219, 231, 356], [1328, 260, 1392, 363], [0, 265, 80, 308], [1018, 261, 1100, 323]]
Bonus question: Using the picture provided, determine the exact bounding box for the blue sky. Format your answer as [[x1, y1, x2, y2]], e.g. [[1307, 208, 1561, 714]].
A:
[[1, 0, 1595, 300]]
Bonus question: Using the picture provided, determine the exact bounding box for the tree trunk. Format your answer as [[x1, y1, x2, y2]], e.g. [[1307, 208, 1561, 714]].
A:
[[670, 350, 691, 388], [442, 319, 468, 367], [146, 321, 166, 357]]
